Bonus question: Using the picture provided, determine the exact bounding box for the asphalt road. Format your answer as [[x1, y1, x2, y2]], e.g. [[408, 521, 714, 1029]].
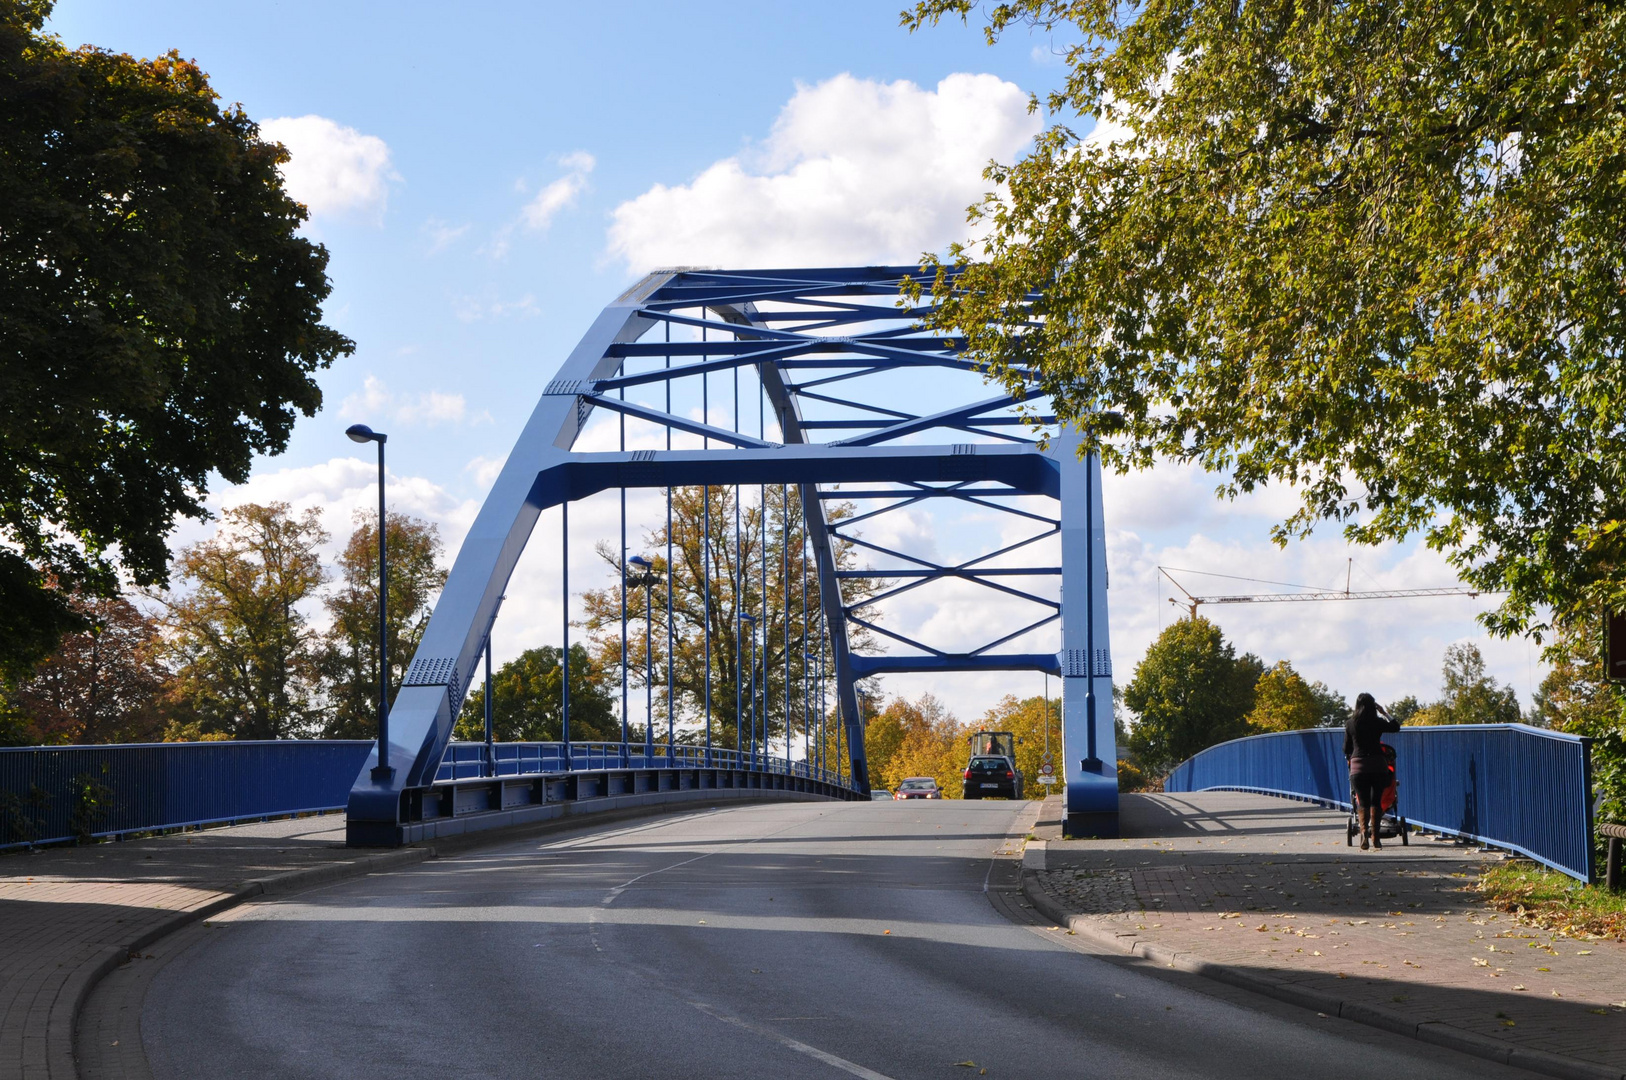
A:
[[139, 800, 1546, 1080]]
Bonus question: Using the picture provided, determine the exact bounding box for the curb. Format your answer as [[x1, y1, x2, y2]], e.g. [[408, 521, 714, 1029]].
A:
[[1018, 870, 1625, 1080]]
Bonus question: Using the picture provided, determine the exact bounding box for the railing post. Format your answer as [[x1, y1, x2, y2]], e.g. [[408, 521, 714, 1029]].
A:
[[1608, 835, 1622, 892]]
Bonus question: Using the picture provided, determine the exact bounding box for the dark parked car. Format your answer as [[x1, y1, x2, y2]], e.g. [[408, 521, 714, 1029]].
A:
[[869, 789, 893, 801], [894, 777, 942, 800], [962, 755, 1017, 799]]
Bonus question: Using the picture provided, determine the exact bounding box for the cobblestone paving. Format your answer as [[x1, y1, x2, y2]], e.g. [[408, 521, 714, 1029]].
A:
[[1032, 793, 1626, 1075]]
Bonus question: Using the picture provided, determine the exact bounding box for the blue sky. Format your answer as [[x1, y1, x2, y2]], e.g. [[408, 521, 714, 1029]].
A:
[[48, 2, 1542, 724]]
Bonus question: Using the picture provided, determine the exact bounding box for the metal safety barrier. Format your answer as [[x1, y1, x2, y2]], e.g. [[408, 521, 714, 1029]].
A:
[[434, 741, 843, 786], [1165, 724, 1595, 882], [0, 741, 374, 850], [0, 739, 854, 851]]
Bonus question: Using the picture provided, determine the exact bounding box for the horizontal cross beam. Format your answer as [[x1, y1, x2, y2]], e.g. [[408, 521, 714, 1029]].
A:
[[532, 444, 1060, 502], [849, 653, 1061, 676]]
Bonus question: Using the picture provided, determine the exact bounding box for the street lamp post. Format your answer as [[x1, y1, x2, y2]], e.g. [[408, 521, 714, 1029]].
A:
[[346, 424, 392, 781], [738, 613, 757, 769], [627, 555, 661, 763]]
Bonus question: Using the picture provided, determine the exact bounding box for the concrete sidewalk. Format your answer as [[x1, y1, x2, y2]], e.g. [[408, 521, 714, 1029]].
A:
[[1024, 792, 1626, 1080], [0, 815, 430, 1080]]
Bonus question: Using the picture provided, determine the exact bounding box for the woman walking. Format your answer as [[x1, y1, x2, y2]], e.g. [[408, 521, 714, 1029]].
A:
[[1344, 692, 1400, 849]]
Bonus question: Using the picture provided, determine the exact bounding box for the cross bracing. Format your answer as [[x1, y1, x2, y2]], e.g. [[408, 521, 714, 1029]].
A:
[[346, 266, 1119, 844]]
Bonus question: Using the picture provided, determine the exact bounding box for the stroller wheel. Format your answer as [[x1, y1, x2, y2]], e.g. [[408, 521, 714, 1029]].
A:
[[1346, 818, 1356, 846], [1399, 818, 1409, 846]]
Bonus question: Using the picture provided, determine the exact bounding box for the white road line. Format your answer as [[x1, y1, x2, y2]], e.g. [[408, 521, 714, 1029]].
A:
[[688, 1000, 897, 1080]]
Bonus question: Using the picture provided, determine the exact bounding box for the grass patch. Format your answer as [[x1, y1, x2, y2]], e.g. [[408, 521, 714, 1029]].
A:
[[1478, 862, 1626, 941]]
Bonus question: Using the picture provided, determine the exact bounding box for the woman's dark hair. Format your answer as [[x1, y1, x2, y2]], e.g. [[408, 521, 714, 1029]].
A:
[[1351, 692, 1378, 726]]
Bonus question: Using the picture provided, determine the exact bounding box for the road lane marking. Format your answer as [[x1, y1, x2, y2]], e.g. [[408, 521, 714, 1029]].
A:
[[688, 1000, 897, 1080]]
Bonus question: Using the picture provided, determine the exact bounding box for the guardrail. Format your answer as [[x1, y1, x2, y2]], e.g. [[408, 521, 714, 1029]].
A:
[[2, 740, 852, 850], [1164, 724, 1595, 882], [434, 741, 842, 786], [0, 740, 374, 850]]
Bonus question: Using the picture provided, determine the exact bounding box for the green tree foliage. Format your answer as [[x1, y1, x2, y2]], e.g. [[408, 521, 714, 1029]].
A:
[[1247, 661, 1321, 733], [154, 503, 327, 739], [1308, 680, 1350, 728], [1410, 642, 1523, 725], [8, 593, 167, 744], [0, 3, 352, 678], [1122, 617, 1264, 775], [904, 0, 1626, 641], [580, 486, 873, 753], [453, 644, 618, 743], [319, 512, 447, 739], [1388, 695, 1423, 725]]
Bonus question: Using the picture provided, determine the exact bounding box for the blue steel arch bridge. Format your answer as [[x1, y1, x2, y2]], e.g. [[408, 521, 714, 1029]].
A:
[[345, 266, 1117, 844]]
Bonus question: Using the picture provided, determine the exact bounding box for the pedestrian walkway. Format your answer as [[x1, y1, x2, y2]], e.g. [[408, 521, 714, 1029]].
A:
[[1024, 792, 1626, 1080], [0, 815, 426, 1080]]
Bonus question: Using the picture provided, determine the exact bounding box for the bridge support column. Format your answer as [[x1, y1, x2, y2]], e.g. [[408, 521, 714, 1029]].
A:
[[1055, 431, 1118, 838]]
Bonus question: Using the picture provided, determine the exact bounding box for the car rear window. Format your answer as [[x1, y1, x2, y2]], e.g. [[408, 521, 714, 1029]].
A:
[[970, 757, 1007, 770]]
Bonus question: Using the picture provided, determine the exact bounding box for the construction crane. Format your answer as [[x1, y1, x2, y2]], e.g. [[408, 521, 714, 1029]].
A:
[[1159, 561, 1483, 621]]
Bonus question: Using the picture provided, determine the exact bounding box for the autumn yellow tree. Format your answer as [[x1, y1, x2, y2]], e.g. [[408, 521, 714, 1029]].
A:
[[859, 693, 968, 796], [1247, 662, 1321, 733]]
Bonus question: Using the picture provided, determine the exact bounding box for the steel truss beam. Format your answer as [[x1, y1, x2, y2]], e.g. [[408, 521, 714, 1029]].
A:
[[346, 266, 1117, 845]]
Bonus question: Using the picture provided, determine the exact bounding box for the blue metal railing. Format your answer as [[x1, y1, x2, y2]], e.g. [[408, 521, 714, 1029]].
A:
[[0, 739, 851, 851], [0, 741, 374, 850], [434, 741, 843, 787], [1164, 724, 1595, 882]]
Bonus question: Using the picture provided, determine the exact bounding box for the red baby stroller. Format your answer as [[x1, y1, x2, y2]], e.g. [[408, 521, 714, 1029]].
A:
[[1345, 743, 1409, 846]]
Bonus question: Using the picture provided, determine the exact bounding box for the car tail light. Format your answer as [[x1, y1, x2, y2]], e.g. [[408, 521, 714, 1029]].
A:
[[963, 769, 972, 779], [1006, 770, 1014, 779]]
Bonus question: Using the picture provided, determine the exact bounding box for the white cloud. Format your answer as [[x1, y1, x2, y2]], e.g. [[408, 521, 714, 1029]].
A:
[[607, 72, 1041, 270], [522, 151, 596, 231], [452, 293, 540, 322], [422, 218, 469, 253], [260, 115, 398, 221], [339, 375, 488, 427], [464, 456, 505, 490]]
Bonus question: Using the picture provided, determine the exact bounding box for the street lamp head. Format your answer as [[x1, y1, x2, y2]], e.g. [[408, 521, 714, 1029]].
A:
[[346, 423, 386, 444], [738, 613, 756, 625], [627, 555, 652, 570]]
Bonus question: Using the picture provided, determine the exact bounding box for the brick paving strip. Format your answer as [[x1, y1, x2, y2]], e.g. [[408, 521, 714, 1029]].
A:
[[0, 814, 431, 1080], [1022, 792, 1626, 1080]]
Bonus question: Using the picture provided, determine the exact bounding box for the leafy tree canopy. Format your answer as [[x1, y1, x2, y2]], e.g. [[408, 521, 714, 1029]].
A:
[[1409, 641, 1522, 725], [154, 503, 328, 740], [453, 644, 618, 744], [321, 512, 447, 740], [0, 2, 352, 676], [1247, 660, 1320, 733], [8, 592, 166, 745], [1122, 617, 1263, 774], [1307, 680, 1349, 728], [905, 0, 1626, 641]]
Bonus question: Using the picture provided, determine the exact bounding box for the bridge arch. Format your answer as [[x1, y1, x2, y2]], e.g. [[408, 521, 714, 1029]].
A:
[[345, 267, 1117, 842]]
